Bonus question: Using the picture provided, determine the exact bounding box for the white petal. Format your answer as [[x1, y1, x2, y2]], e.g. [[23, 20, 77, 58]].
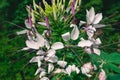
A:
[[35, 68, 45, 75], [66, 65, 72, 76], [51, 42, 64, 50], [54, 68, 66, 74], [87, 30, 94, 39], [36, 50, 45, 55], [16, 30, 28, 35], [89, 7, 95, 23], [93, 24, 106, 28], [79, 21, 86, 26], [75, 67, 80, 74], [25, 19, 31, 29], [71, 65, 76, 71], [38, 22, 46, 26], [26, 40, 39, 49], [39, 71, 46, 78], [36, 33, 45, 47], [70, 24, 79, 40], [84, 47, 92, 54], [98, 69, 106, 80], [45, 56, 58, 63], [57, 61, 67, 68], [47, 49, 56, 57], [44, 40, 50, 49], [93, 13, 102, 24], [78, 40, 93, 47], [93, 48, 100, 55], [95, 38, 102, 45], [40, 77, 49, 80], [21, 47, 30, 50], [62, 32, 70, 41], [29, 57, 37, 63], [48, 63, 54, 74]]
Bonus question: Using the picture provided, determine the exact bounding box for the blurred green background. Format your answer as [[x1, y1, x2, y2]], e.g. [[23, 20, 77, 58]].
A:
[[0, 0, 120, 80]]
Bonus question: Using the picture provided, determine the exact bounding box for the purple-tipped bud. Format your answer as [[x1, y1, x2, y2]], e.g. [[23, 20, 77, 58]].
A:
[[39, 2, 42, 7], [71, 2, 75, 16], [28, 16, 32, 27], [45, 16, 50, 28], [45, 16, 51, 37], [73, 0, 76, 5]]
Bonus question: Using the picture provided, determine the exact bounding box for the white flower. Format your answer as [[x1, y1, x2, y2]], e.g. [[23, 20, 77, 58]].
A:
[[51, 42, 64, 50], [78, 38, 93, 48], [54, 68, 66, 74], [84, 25, 96, 38], [81, 62, 93, 77], [57, 61, 67, 68], [26, 33, 45, 50], [98, 69, 106, 80], [48, 63, 54, 74], [29, 56, 44, 67], [80, 7, 105, 29], [66, 64, 80, 75], [86, 7, 102, 25]]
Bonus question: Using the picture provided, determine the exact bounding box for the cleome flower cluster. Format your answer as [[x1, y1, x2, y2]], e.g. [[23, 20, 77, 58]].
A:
[[17, 0, 106, 80]]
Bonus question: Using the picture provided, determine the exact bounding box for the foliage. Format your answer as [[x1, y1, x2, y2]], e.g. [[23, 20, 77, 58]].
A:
[[0, 0, 120, 80]]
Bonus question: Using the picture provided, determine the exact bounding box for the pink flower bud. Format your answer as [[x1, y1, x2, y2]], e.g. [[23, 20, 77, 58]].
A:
[[98, 69, 106, 80]]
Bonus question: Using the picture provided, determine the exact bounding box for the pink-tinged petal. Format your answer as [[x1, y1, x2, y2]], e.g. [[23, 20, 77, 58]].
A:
[[66, 65, 72, 75], [98, 69, 106, 80], [45, 55, 58, 63], [93, 48, 100, 55], [93, 24, 106, 28], [95, 38, 102, 45], [21, 47, 30, 50], [51, 42, 64, 50], [34, 68, 44, 75], [39, 71, 46, 78], [37, 50, 45, 55], [78, 40, 93, 47], [54, 68, 66, 74], [47, 49, 56, 57], [26, 40, 39, 49], [25, 19, 31, 29], [57, 61, 67, 68], [48, 63, 54, 74], [84, 47, 92, 54], [36, 33, 45, 47], [38, 22, 46, 26], [93, 13, 102, 24], [89, 7, 95, 23], [40, 77, 49, 80], [70, 24, 80, 40], [62, 32, 70, 41], [16, 30, 28, 35], [79, 21, 86, 26]]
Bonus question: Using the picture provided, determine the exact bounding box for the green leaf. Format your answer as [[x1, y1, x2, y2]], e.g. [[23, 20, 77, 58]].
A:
[[107, 53, 120, 64], [107, 63, 120, 73], [107, 74, 120, 80]]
